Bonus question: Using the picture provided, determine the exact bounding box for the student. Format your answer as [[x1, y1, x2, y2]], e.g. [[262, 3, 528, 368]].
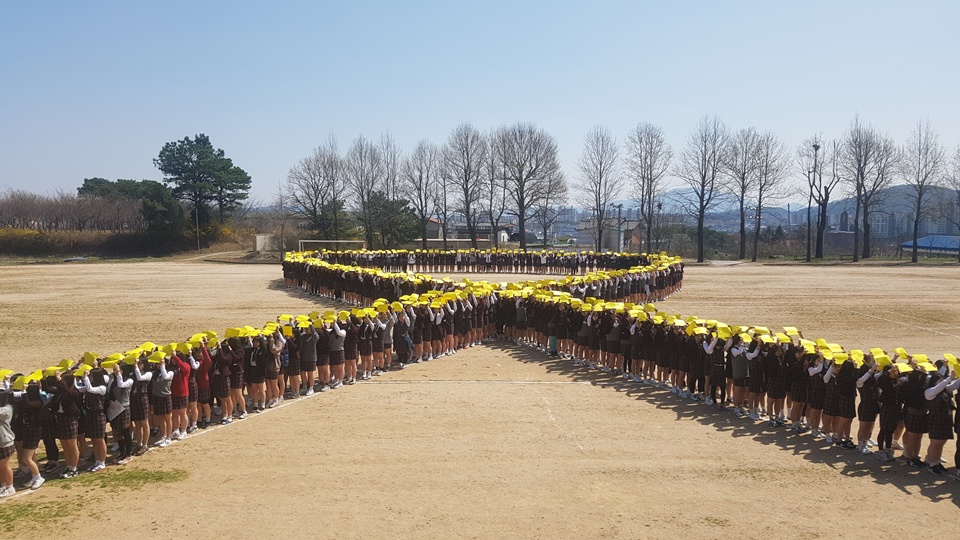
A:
[[170, 352, 191, 439], [80, 368, 109, 472], [299, 324, 319, 396], [244, 336, 268, 411], [39, 374, 61, 472], [151, 356, 175, 447], [854, 355, 880, 454], [746, 339, 765, 420], [764, 345, 788, 426], [900, 368, 928, 467], [227, 339, 248, 419], [266, 331, 285, 406], [328, 317, 347, 388], [52, 372, 82, 478], [18, 377, 45, 488], [107, 363, 134, 465], [834, 358, 858, 448], [186, 348, 201, 432], [195, 341, 213, 428], [211, 342, 234, 425], [875, 364, 903, 462], [0, 379, 14, 498], [131, 357, 154, 453], [923, 370, 959, 475]]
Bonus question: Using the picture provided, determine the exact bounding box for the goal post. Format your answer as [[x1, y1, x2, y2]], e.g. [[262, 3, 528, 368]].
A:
[[297, 239, 367, 252]]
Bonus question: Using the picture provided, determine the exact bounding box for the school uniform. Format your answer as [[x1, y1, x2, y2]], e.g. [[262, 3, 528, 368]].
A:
[[131, 367, 153, 422], [856, 365, 880, 423], [927, 384, 955, 441], [877, 376, 902, 433]]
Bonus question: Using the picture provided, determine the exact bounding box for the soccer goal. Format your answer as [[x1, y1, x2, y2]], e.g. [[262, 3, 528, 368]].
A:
[[297, 239, 367, 252]]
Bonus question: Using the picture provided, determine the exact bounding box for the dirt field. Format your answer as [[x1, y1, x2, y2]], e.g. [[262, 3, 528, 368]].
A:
[[1, 261, 959, 538]]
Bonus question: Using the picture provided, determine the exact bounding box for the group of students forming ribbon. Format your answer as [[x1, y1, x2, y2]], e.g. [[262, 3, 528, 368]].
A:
[[1, 248, 957, 502]]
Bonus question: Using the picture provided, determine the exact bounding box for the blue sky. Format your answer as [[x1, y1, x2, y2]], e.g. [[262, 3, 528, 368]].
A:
[[1, 1, 957, 205]]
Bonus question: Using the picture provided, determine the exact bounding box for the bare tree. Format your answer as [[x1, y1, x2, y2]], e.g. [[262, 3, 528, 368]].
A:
[[944, 145, 960, 263], [434, 161, 453, 250], [751, 132, 788, 261], [862, 133, 899, 258], [724, 127, 760, 259], [675, 115, 728, 262], [797, 136, 836, 259], [533, 171, 569, 245], [444, 123, 486, 248], [402, 139, 440, 249], [495, 123, 562, 250], [345, 135, 385, 248], [576, 124, 621, 252], [286, 136, 347, 239], [901, 119, 945, 262], [841, 116, 877, 262], [482, 130, 509, 247], [379, 132, 402, 201], [625, 123, 672, 253]]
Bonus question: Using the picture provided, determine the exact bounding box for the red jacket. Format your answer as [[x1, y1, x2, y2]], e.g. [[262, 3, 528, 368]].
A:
[[171, 356, 191, 398], [196, 347, 212, 389]]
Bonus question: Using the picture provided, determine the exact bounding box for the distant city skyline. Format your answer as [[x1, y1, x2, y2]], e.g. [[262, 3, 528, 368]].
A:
[[2, 1, 958, 205]]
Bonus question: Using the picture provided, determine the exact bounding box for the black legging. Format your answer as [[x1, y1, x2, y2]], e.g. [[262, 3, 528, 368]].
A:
[[42, 432, 59, 463], [877, 428, 894, 451], [711, 381, 727, 404], [688, 371, 705, 394], [117, 427, 133, 459]]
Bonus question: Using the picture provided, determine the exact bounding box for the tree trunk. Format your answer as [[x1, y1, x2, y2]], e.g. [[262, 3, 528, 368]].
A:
[[466, 216, 478, 249], [595, 221, 603, 252], [644, 215, 652, 253], [853, 198, 861, 263], [738, 200, 747, 260], [421, 219, 428, 250], [862, 205, 872, 259], [911, 215, 920, 263], [751, 208, 761, 262], [815, 197, 828, 259], [696, 211, 705, 263], [518, 213, 526, 250], [805, 190, 812, 262]]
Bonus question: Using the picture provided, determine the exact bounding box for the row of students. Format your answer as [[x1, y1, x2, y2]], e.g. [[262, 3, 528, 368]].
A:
[[312, 248, 663, 275], [496, 297, 960, 479]]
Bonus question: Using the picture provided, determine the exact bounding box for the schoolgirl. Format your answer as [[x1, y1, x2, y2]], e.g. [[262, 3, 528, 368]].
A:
[[244, 336, 268, 410], [328, 318, 347, 388], [729, 336, 749, 417], [52, 372, 82, 477], [195, 342, 213, 427], [358, 312, 375, 379], [266, 332, 285, 407], [131, 356, 154, 451], [151, 357, 175, 447], [170, 352, 191, 438], [107, 362, 134, 465], [764, 345, 788, 426], [0, 380, 14, 498], [875, 364, 903, 462], [922, 371, 959, 475], [854, 356, 880, 454], [342, 316, 359, 384], [80, 368, 108, 472], [16, 377, 44, 488]]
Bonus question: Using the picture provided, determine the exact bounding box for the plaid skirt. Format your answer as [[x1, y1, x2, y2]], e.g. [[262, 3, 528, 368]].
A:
[[621, 342, 632, 362], [878, 402, 902, 432], [329, 350, 345, 366], [131, 392, 150, 422], [733, 377, 749, 388], [83, 411, 107, 439], [928, 411, 954, 440], [605, 339, 619, 354], [153, 394, 173, 416], [286, 356, 301, 374], [188, 380, 199, 403], [359, 339, 373, 357], [109, 408, 132, 432], [431, 325, 444, 341], [172, 395, 188, 410], [230, 371, 244, 389], [196, 385, 212, 404], [823, 389, 841, 417], [709, 362, 726, 384], [344, 345, 358, 361], [688, 359, 705, 380], [0, 444, 14, 460], [903, 410, 927, 434], [808, 382, 826, 410], [265, 368, 279, 380], [211, 374, 230, 399], [791, 380, 809, 404], [767, 377, 786, 400], [57, 414, 79, 440], [373, 337, 386, 351], [837, 395, 856, 419], [20, 424, 42, 450], [857, 399, 880, 423], [588, 333, 600, 351], [42, 408, 59, 439]]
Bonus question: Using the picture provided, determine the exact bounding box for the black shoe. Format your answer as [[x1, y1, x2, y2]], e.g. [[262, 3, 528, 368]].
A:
[[907, 458, 924, 468], [929, 463, 947, 475]]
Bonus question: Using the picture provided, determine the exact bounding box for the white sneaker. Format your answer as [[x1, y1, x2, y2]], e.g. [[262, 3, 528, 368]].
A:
[[705, 398, 714, 406], [305, 389, 315, 396], [891, 440, 904, 450], [29, 476, 45, 490], [0, 486, 14, 498], [158, 438, 170, 448], [867, 438, 877, 447]]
